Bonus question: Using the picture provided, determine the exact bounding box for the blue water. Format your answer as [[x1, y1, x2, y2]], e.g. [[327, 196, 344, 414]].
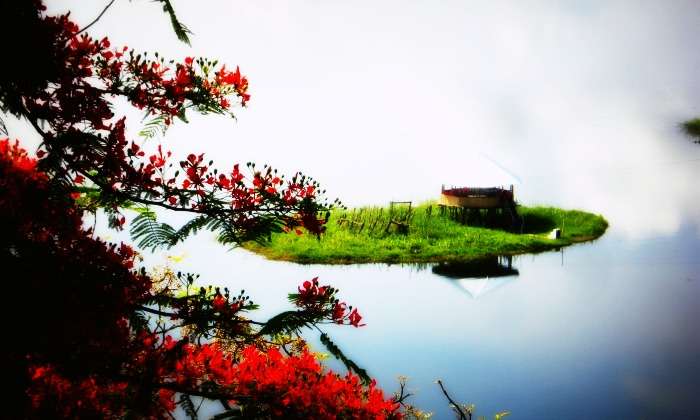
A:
[[169, 225, 700, 419]]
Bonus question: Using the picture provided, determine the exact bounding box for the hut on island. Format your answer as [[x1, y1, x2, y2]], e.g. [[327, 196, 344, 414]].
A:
[[438, 184, 521, 230]]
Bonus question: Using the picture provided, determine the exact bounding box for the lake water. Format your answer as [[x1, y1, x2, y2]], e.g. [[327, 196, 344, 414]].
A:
[[166, 224, 700, 419]]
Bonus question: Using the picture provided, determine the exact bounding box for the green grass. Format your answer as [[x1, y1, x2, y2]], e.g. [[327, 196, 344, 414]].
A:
[[244, 203, 608, 264]]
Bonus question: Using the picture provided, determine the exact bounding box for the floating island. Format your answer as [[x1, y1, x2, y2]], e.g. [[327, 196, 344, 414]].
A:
[[245, 186, 608, 264]]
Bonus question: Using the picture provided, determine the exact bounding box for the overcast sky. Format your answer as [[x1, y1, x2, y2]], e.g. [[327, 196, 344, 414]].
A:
[[11, 0, 700, 239]]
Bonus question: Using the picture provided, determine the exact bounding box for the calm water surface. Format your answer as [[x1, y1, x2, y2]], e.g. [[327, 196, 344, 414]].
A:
[[172, 224, 700, 419]]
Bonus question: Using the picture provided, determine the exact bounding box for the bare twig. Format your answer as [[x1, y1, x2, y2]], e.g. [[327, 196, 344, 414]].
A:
[[76, 0, 116, 35], [393, 376, 413, 406], [436, 379, 469, 420]]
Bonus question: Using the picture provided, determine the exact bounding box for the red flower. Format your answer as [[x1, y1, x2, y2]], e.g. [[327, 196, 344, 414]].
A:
[[1, 4, 395, 418], [348, 308, 365, 327], [212, 295, 226, 312], [332, 302, 346, 323]]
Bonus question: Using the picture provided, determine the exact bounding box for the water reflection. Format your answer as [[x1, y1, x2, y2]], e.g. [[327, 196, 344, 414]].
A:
[[84, 210, 700, 419], [123, 224, 700, 419], [431, 256, 519, 279], [428, 256, 520, 299]]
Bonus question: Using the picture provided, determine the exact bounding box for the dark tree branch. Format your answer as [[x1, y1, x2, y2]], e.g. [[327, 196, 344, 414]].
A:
[[76, 0, 116, 36], [155, 381, 250, 403], [137, 305, 178, 317], [22, 108, 311, 227], [437, 379, 469, 420], [393, 377, 413, 406]]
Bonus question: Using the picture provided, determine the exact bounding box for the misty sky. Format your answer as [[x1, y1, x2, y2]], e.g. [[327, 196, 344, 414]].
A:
[[10, 0, 700, 239]]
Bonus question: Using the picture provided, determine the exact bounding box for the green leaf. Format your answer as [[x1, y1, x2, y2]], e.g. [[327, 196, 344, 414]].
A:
[[157, 0, 193, 45], [138, 114, 168, 139], [169, 215, 223, 246], [259, 311, 316, 336], [129, 209, 176, 251], [128, 310, 149, 333]]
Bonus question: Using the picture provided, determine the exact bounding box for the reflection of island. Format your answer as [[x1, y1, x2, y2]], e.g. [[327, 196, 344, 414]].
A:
[[432, 256, 518, 279], [432, 256, 518, 299]]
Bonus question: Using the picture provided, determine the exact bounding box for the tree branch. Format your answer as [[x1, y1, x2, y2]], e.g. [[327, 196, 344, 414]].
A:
[[437, 379, 469, 420], [154, 381, 250, 403], [76, 0, 117, 36]]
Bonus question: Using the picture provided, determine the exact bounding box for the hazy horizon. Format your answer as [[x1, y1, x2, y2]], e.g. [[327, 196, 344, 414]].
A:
[[6, 0, 700, 240]]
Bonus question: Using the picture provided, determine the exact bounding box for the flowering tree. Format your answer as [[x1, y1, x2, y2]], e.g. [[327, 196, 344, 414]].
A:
[[0, 1, 403, 418]]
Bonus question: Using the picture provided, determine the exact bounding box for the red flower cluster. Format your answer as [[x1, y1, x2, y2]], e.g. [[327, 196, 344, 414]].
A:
[[2, 140, 397, 418], [27, 13, 249, 130], [27, 365, 135, 418], [293, 278, 365, 327], [215, 65, 251, 106], [14, 6, 328, 239], [0, 140, 150, 416], [0, 2, 398, 418], [168, 343, 399, 419]]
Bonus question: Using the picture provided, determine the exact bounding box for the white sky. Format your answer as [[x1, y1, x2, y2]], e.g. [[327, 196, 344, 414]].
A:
[[10, 0, 700, 238]]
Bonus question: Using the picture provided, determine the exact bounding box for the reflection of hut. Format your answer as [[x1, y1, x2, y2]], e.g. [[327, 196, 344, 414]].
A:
[[432, 256, 518, 279], [438, 185, 520, 230], [453, 276, 513, 299], [433, 256, 518, 299]]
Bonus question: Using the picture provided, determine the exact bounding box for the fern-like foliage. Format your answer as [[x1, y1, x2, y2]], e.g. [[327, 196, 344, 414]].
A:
[[216, 215, 285, 247], [320, 333, 371, 385], [129, 208, 254, 251], [129, 208, 176, 251], [141, 291, 178, 308], [258, 311, 317, 336], [138, 114, 168, 139], [128, 310, 149, 333], [170, 215, 223, 246], [156, 0, 193, 45]]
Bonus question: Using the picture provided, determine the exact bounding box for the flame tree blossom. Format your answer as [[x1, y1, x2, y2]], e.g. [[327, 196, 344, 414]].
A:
[[0, 1, 402, 418]]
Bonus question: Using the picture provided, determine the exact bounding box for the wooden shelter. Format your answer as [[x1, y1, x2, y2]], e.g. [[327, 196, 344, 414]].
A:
[[438, 184, 521, 230], [439, 185, 515, 208]]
